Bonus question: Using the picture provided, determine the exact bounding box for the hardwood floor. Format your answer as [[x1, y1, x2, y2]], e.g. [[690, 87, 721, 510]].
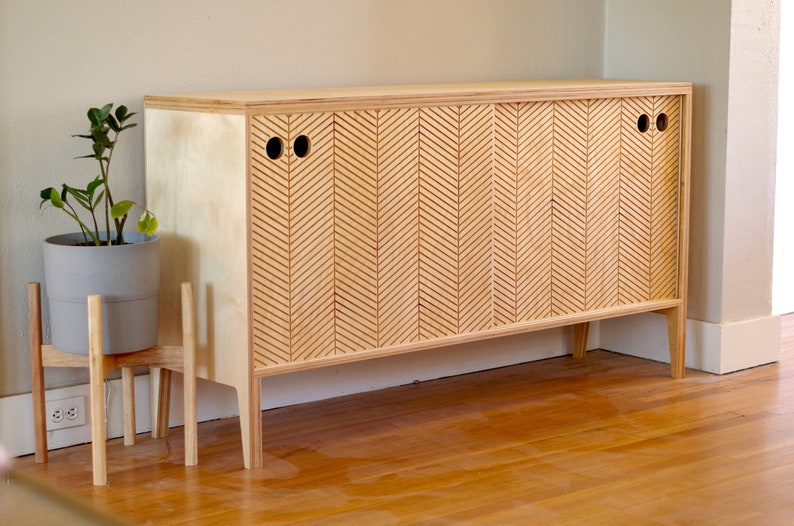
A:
[[9, 316, 794, 525]]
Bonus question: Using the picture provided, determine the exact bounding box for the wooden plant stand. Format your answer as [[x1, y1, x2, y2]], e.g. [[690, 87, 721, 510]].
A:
[[28, 282, 198, 486]]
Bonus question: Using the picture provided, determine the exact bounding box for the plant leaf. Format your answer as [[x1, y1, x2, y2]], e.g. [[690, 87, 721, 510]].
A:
[[111, 200, 134, 219], [138, 212, 158, 236], [115, 105, 128, 122], [40, 187, 64, 209]]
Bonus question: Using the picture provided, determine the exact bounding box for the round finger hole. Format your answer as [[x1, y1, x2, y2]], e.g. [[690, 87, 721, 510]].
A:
[[293, 135, 311, 158], [265, 137, 283, 160], [637, 114, 650, 133], [656, 113, 668, 132]]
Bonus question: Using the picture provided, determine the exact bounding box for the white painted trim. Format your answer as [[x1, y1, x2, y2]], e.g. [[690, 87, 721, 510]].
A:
[[599, 312, 781, 374]]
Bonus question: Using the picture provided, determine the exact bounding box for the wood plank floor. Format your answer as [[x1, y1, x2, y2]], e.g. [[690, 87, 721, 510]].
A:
[[10, 315, 794, 525]]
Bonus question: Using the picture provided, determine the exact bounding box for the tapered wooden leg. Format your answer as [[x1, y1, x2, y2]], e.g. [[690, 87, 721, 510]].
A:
[[238, 377, 262, 469], [88, 294, 108, 486], [181, 282, 198, 466], [150, 367, 172, 438], [661, 306, 686, 379], [122, 367, 136, 446], [572, 322, 590, 359], [28, 282, 48, 464]]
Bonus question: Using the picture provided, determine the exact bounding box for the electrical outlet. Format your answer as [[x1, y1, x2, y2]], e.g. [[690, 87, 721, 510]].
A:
[[46, 396, 86, 430]]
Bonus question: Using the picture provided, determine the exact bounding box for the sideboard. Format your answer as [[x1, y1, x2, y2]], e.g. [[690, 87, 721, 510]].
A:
[[144, 79, 692, 469]]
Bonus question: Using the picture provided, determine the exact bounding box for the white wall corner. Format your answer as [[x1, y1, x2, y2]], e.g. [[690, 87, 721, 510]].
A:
[[598, 312, 781, 375]]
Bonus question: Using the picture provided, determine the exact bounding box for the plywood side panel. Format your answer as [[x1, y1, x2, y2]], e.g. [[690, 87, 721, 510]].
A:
[[145, 109, 248, 388], [378, 108, 421, 348], [333, 111, 379, 355]]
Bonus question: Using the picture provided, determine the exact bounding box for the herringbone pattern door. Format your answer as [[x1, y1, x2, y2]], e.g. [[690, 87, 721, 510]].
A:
[[493, 102, 554, 326], [649, 96, 681, 300], [334, 111, 379, 356], [418, 105, 494, 340], [250, 112, 335, 368], [376, 108, 421, 348], [619, 96, 681, 305], [250, 95, 681, 369]]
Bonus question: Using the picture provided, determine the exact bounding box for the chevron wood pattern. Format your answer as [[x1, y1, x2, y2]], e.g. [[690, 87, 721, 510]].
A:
[[334, 111, 379, 355], [493, 102, 554, 326], [249, 93, 682, 368], [150, 81, 690, 473], [552, 100, 588, 317], [619, 97, 654, 305], [458, 104, 494, 334], [585, 98, 622, 311], [650, 96, 681, 300], [419, 106, 460, 340], [251, 114, 291, 367], [377, 108, 421, 348]]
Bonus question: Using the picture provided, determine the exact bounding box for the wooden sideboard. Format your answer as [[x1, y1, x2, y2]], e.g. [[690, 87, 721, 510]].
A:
[[144, 79, 692, 469]]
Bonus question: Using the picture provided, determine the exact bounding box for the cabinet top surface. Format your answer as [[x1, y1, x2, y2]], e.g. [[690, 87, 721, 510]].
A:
[[144, 79, 691, 113]]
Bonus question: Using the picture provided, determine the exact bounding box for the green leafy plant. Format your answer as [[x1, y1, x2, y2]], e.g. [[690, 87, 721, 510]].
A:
[[40, 103, 157, 246]]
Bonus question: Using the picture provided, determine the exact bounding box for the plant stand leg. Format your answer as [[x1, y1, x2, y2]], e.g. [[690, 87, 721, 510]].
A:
[[88, 294, 108, 486], [122, 367, 136, 446], [28, 282, 48, 464], [150, 368, 172, 438]]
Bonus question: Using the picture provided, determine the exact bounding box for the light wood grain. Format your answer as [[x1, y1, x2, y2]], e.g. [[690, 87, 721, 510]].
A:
[[12, 315, 792, 524], [146, 80, 692, 469], [28, 282, 199, 484], [27, 283, 47, 464], [144, 79, 692, 114]]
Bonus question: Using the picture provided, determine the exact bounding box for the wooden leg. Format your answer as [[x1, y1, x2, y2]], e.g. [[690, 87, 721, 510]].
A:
[[150, 367, 172, 438], [28, 282, 48, 464], [237, 377, 263, 469], [661, 306, 686, 379], [122, 367, 136, 446], [572, 322, 590, 359], [88, 294, 108, 486], [181, 282, 198, 466]]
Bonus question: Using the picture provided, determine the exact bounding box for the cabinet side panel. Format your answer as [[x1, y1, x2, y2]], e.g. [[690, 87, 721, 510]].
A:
[[251, 115, 291, 367], [419, 106, 460, 340], [619, 97, 653, 304], [378, 108, 420, 347], [516, 102, 554, 322], [551, 100, 588, 316], [585, 98, 621, 311], [145, 109, 248, 388], [650, 95, 682, 300], [458, 104, 495, 334], [334, 111, 379, 355], [289, 113, 336, 362]]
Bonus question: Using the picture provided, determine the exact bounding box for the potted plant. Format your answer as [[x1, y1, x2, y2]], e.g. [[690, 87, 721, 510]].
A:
[[40, 103, 160, 355]]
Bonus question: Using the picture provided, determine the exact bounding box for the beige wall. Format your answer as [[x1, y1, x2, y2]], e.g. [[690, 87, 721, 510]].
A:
[[0, 0, 605, 397], [603, 0, 781, 373]]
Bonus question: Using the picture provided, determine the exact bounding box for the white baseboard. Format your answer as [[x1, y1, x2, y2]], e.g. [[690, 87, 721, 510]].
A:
[[2, 327, 573, 459], [599, 312, 781, 374]]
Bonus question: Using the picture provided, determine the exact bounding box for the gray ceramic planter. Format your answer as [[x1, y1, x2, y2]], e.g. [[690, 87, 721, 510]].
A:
[[43, 232, 160, 355]]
